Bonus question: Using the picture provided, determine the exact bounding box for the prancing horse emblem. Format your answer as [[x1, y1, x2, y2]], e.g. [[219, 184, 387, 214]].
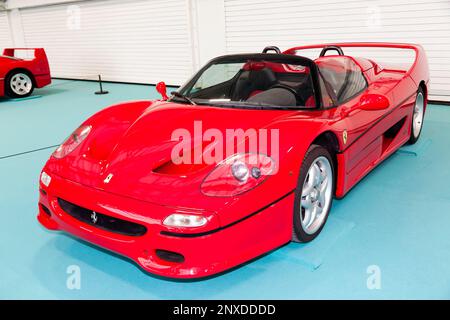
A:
[[104, 173, 113, 184], [91, 211, 98, 224]]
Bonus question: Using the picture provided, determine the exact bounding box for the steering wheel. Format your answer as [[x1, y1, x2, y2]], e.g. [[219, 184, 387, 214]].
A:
[[269, 84, 305, 106]]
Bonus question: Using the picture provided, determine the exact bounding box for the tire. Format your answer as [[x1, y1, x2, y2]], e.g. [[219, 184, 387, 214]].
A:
[[407, 87, 425, 145], [292, 144, 335, 243], [5, 71, 35, 98]]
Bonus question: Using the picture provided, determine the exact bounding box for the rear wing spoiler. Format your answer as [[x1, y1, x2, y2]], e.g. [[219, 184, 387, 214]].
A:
[[3, 48, 50, 75], [284, 42, 429, 86], [3, 48, 48, 61]]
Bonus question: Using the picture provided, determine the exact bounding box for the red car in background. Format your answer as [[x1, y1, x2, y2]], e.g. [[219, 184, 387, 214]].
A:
[[0, 48, 51, 98], [38, 43, 428, 279]]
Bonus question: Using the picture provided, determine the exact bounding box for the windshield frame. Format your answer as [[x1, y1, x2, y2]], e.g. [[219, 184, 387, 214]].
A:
[[176, 53, 323, 110]]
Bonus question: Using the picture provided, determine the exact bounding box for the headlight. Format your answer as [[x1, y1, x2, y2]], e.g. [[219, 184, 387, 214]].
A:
[[53, 125, 91, 159], [231, 161, 249, 182], [163, 214, 208, 228], [201, 153, 276, 197]]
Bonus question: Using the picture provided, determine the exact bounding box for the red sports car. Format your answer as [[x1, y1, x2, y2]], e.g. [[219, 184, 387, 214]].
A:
[[0, 48, 51, 98], [38, 43, 429, 278]]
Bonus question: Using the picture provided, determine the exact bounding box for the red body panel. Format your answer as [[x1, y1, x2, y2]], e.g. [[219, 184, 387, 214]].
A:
[[38, 174, 294, 278], [0, 48, 51, 97], [38, 43, 429, 278]]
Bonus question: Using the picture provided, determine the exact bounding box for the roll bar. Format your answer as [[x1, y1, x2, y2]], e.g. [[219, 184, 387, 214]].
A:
[[262, 46, 281, 54]]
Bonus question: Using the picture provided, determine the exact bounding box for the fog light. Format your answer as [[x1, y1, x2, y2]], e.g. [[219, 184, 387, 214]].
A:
[[40, 171, 51, 187], [163, 214, 207, 228]]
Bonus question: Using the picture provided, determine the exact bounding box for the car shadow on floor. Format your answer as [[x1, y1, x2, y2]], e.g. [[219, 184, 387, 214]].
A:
[[31, 230, 277, 299]]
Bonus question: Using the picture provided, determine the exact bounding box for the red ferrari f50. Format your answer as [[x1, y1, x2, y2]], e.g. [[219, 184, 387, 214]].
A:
[[38, 43, 429, 278], [0, 48, 51, 98]]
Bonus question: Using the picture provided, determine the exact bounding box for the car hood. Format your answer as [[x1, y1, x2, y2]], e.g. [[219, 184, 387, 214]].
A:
[[47, 101, 321, 208]]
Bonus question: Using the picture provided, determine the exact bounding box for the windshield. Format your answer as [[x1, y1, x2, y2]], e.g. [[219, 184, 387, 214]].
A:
[[315, 56, 367, 107], [176, 55, 317, 109]]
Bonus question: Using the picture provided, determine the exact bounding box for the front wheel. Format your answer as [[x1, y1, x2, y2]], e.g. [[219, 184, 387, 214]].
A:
[[407, 87, 425, 145], [292, 145, 334, 243]]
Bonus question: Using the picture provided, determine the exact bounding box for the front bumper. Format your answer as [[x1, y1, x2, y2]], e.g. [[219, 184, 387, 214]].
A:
[[38, 172, 294, 279]]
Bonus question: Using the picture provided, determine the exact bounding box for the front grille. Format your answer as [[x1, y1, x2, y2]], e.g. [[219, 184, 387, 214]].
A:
[[58, 198, 147, 237]]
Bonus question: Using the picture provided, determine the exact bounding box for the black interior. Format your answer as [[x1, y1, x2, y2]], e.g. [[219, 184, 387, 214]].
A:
[[231, 68, 277, 101], [247, 87, 297, 106], [190, 67, 314, 107], [179, 53, 321, 108]]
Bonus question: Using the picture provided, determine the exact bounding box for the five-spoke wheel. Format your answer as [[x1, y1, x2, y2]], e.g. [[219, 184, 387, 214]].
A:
[[300, 156, 333, 235], [6, 71, 34, 98], [293, 145, 334, 242], [408, 87, 425, 144]]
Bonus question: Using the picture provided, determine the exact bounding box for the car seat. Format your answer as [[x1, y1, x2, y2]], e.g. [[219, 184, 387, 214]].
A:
[[246, 87, 297, 106], [231, 67, 277, 101]]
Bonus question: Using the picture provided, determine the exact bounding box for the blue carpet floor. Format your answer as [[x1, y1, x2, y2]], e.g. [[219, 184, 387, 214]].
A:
[[1, 80, 450, 299]]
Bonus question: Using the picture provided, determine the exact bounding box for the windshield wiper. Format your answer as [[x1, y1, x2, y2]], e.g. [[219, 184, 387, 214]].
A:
[[170, 91, 197, 105], [207, 100, 274, 109]]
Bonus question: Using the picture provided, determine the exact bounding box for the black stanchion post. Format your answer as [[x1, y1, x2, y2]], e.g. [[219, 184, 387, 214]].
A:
[[95, 74, 109, 95]]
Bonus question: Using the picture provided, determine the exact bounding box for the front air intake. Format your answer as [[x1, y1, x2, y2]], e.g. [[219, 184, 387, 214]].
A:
[[58, 198, 147, 237], [156, 249, 185, 263], [40, 203, 51, 216]]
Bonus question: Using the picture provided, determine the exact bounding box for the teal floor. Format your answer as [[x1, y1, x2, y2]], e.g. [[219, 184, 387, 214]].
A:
[[1, 80, 450, 299]]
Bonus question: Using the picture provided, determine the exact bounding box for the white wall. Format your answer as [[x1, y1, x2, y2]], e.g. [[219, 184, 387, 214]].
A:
[[6, 0, 80, 9], [0, 11, 13, 51], [18, 0, 193, 85], [2, 0, 450, 101], [194, 0, 226, 68]]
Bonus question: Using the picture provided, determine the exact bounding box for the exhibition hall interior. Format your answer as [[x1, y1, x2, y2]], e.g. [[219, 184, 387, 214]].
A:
[[1, 0, 450, 300]]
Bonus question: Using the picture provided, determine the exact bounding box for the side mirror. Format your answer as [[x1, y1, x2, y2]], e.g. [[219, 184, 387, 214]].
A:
[[359, 94, 390, 111], [156, 81, 168, 101]]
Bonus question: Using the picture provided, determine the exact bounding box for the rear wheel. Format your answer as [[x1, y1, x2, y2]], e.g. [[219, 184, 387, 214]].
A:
[[407, 87, 425, 145], [5, 71, 34, 98], [292, 145, 334, 243]]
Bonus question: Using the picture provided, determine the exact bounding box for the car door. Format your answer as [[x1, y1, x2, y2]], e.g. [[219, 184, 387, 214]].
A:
[[317, 56, 395, 193]]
